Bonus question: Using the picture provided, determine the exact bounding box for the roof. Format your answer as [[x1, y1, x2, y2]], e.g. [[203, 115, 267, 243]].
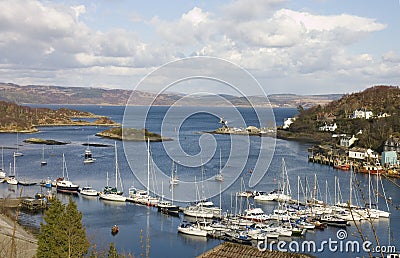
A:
[[197, 242, 313, 258]]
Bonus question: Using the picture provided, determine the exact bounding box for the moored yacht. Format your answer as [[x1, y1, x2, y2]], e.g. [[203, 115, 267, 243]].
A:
[[177, 222, 208, 237], [240, 207, 270, 222], [56, 154, 79, 194], [79, 186, 99, 196]]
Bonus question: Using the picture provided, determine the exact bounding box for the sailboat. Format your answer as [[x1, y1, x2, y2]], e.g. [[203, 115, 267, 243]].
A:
[[56, 154, 79, 194], [214, 149, 224, 182], [99, 142, 126, 202], [169, 161, 179, 185], [183, 175, 215, 219], [157, 181, 179, 216], [0, 146, 6, 179], [365, 172, 390, 218], [13, 133, 23, 157], [41, 144, 47, 166], [128, 138, 158, 206], [83, 137, 95, 164], [6, 155, 18, 185]]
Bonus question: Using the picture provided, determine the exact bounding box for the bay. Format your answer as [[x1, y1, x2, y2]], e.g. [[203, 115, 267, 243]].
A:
[[0, 105, 398, 257]]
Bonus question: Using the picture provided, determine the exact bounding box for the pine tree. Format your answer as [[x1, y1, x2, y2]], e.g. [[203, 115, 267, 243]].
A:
[[107, 242, 119, 258], [62, 197, 90, 257], [37, 197, 65, 258], [36, 196, 90, 258]]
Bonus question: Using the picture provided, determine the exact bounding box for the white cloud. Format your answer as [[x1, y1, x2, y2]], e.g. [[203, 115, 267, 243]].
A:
[[0, 0, 397, 94], [221, 0, 286, 21]]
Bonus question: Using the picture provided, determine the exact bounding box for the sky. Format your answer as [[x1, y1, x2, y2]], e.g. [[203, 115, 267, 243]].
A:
[[0, 0, 399, 95]]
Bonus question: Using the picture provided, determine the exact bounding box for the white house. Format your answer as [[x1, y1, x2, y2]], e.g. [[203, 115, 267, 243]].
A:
[[349, 147, 378, 160], [351, 110, 373, 119], [319, 123, 337, 132], [340, 135, 358, 148], [283, 117, 296, 129]]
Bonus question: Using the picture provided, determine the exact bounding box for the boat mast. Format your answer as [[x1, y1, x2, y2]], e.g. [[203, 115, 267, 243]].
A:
[[62, 153, 65, 178], [13, 152, 16, 177], [106, 171, 109, 188], [297, 175, 300, 205], [368, 171, 372, 208], [1, 146, 4, 171], [115, 142, 118, 188], [147, 138, 150, 196], [376, 170, 379, 207], [325, 179, 328, 206], [219, 148, 222, 176], [219, 182, 222, 217], [171, 178, 174, 205], [349, 169, 353, 207], [334, 176, 337, 205]]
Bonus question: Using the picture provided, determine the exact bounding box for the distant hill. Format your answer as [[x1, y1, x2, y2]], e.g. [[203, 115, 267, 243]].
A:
[[0, 82, 341, 108]]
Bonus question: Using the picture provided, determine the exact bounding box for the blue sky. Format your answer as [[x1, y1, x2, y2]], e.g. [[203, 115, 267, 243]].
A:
[[0, 0, 399, 95]]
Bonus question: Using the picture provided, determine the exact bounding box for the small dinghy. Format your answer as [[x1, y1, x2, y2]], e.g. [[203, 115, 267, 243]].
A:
[[111, 225, 119, 235]]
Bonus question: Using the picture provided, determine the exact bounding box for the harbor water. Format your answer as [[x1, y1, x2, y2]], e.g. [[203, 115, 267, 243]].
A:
[[0, 105, 398, 257]]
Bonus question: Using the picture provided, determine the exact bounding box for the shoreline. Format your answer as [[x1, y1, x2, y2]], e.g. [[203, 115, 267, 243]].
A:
[[0, 122, 120, 134]]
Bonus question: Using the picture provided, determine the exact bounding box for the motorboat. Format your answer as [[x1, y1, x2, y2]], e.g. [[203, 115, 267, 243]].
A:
[[157, 200, 180, 216], [79, 186, 99, 196], [241, 207, 270, 222], [177, 222, 208, 237]]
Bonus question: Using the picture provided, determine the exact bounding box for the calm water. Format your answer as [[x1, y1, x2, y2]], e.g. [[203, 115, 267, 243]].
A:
[[0, 105, 398, 257]]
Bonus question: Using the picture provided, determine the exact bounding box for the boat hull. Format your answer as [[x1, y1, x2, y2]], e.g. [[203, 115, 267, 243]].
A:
[[56, 186, 79, 194], [99, 193, 126, 202]]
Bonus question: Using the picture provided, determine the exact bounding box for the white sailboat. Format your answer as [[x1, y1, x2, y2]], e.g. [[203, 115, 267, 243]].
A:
[[366, 172, 390, 218], [41, 144, 47, 166], [236, 177, 253, 197], [169, 161, 179, 185], [7, 155, 18, 185], [0, 146, 6, 179], [214, 149, 224, 182], [183, 175, 215, 219], [83, 137, 95, 164], [177, 221, 208, 237], [13, 133, 23, 157], [99, 142, 126, 202], [158, 181, 179, 216], [128, 139, 158, 205]]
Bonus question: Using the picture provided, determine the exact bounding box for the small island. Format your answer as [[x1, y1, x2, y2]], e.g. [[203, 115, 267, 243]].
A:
[[23, 138, 69, 145], [96, 127, 172, 142]]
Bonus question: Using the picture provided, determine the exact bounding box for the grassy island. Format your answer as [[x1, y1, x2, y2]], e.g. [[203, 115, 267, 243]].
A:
[[23, 138, 69, 145], [96, 127, 172, 142]]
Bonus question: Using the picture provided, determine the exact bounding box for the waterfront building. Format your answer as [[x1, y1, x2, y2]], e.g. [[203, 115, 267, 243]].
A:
[[348, 147, 378, 160], [381, 150, 398, 167], [384, 136, 400, 154]]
